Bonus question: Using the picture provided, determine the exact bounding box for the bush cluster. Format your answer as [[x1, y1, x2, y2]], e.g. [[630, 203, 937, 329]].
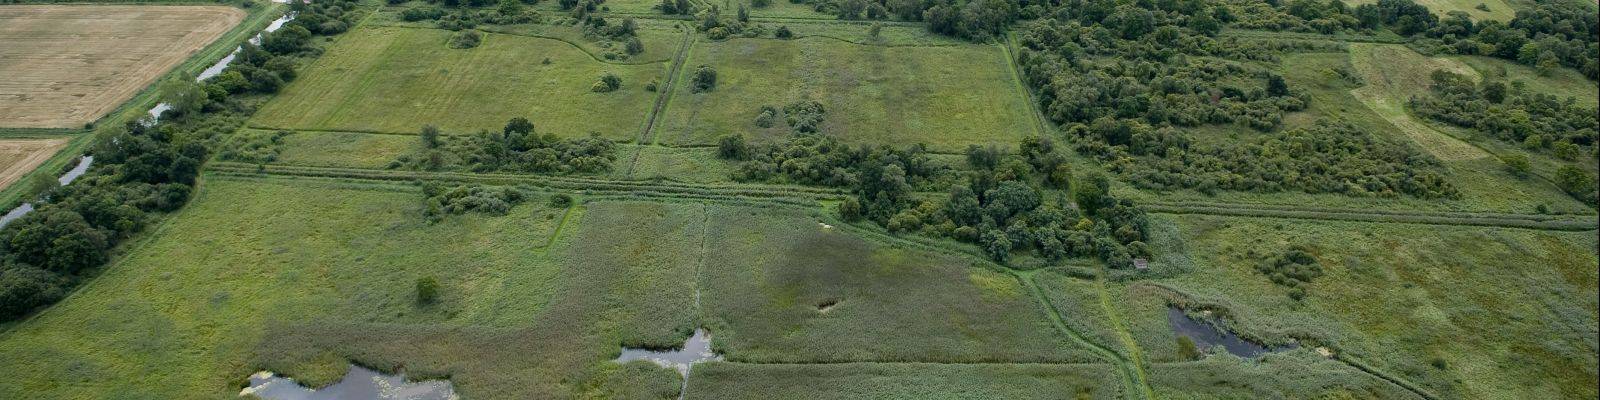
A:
[[393, 118, 617, 174], [1252, 246, 1323, 300], [421, 183, 527, 222]]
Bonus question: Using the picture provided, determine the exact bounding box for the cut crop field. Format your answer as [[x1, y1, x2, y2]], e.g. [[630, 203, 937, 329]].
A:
[[654, 37, 1038, 152], [251, 26, 667, 140], [0, 5, 245, 129], [0, 137, 68, 190]]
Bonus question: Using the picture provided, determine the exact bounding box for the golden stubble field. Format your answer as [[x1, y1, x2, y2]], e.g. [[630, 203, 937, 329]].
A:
[[0, 137, 69, 190], [0, 5, 245, 129]]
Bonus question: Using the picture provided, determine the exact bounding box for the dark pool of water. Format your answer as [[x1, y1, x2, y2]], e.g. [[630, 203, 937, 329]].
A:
[[239, 365, 455, 400], [616, 328, 723, 376], [1167, 307, 1293, 358]]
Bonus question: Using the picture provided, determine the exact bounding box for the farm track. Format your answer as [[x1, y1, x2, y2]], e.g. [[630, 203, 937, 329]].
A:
[[206, 162, 844, 200], [1016, 270, 1155, 400], [628, 26, 696, 176], [1144, 201, 1597, 231]]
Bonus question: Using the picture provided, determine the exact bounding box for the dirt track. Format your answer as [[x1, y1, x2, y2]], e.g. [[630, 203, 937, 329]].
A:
[[0, 137, 70, 191], [0, 5, 245, 128]]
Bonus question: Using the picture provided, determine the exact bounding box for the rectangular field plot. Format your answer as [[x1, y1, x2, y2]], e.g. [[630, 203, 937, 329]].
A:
[[0, 5, 245, 128], [251, 26, 666, 140], [699, 206, 1098, 364], [655, 37, 1038, 152]]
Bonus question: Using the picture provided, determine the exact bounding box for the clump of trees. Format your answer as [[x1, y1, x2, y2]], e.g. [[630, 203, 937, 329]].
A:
[[0, 0, 364, 323], [416, 276, 441, 305], [421, 183, 527, 222], [393, 118, 617, 174], [1410, 70, 1596, 204], [752, 100, 827, 132], [718, 132, 1153, 268]]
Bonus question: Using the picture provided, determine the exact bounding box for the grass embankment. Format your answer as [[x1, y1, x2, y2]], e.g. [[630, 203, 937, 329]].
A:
[[251, 26, 666, 140], [653, 36, 1038, 152], [1135, 215, 1598, 399]]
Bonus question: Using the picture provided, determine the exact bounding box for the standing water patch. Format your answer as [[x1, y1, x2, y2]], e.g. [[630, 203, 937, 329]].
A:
[[239, 364, 455, 400], [615, 329, 723, 376], [1167, 306, 1294, 358]]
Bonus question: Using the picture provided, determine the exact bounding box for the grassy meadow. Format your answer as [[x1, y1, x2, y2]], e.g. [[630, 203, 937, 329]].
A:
[[1344, 0, 1516, 21], [654, 36, 1038, 152], [1136, 214, 1599, 399], [251, 26, 667, 139]]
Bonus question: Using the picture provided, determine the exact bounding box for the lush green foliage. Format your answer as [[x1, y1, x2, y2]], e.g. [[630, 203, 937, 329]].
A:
[[391, 118, 617, 173]]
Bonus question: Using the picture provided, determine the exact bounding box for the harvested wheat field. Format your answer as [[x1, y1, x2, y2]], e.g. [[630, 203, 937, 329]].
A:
[[0, 5, 245, 129], [0, 137, 69, 190]]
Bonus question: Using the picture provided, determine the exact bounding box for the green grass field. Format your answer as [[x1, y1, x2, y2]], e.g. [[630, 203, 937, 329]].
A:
[[1137, 214, 1599, 399], [653, 36, 1038, 152], [251, 26, 668, 140]]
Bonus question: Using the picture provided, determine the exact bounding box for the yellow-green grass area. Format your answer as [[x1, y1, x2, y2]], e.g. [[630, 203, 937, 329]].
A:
[[733, 0, 839, 19], [698, 205, 1101, 363], [250, 26, 667, 140], [271, 129, 415, 169], [690, 362, 1122, 399], [1122, 215, 1599, 399], [0, 176, 597, 398], [1345, 0, 1516, 21], [618, 145, 738, 182], [1348, 43, 1488, 162], [1112, 49, 1593, 215], [654, 36, 1038, 153], [365, 7, 686, 63]]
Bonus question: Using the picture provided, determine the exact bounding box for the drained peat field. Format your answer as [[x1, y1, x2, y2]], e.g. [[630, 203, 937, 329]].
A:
[[0, 0, 1596, 399]]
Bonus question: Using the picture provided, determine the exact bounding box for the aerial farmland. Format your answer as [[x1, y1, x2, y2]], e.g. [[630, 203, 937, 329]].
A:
[[0, 0, 1594, 399]]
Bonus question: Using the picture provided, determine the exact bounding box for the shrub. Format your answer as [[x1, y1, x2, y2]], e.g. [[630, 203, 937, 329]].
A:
[[624, 37, 644, 55], [690, 65, 717, 93], [775, 25, 793, 39], [416, 276, 440, 305], [592, 72, 622, 92], [549, 193, 574, 208], [717, 134, 749, 160], [783, 100, 826, 133], [0, 265, 66, 320], [448, 29, 482, 49], [754, 106, 778, 128], [1500, 154, 1530, 177], [421, 183, 527, 222]]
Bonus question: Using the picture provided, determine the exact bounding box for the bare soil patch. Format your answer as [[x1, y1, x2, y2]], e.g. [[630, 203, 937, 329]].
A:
[[0, 5, 245, 128], [0, 137, 70, 190]]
